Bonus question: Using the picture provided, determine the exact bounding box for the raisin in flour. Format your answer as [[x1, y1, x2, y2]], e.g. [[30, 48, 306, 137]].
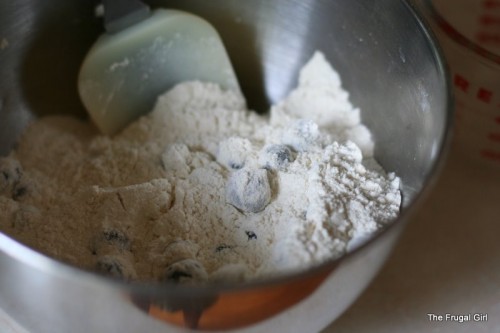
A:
[[0, 52, 401, 282]]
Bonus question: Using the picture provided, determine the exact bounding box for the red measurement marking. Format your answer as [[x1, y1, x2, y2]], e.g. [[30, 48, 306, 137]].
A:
[[481, 149, 500, 161], [477, 88, 493, 103], [479, 15, 500, 26], [496, 117, 500, 124], [454, 74, 470, 93], [483, 0, 500, 9], [488, 133, 500, 142], [476, 31, 500, 44]]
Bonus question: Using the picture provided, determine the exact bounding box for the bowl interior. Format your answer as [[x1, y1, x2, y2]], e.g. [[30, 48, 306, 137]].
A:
[[0, 0, 449, 293], [0, 0, 449, 207]]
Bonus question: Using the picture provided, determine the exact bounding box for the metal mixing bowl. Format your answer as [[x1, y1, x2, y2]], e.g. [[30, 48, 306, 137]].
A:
[[0, 0, 451, 332]]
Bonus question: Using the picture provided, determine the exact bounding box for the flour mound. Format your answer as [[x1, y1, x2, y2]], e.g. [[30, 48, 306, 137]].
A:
[[0, 51, 401, 282]]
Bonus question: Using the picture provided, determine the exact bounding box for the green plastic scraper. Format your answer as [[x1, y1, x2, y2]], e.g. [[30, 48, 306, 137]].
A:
[[78, 0, 240, 135]]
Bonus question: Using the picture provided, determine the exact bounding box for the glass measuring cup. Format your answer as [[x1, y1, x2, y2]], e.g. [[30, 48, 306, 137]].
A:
[[419, 0, 500, 166]]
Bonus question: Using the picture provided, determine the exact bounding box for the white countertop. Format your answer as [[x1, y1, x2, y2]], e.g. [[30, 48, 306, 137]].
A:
[[322, 144, 500, 333]]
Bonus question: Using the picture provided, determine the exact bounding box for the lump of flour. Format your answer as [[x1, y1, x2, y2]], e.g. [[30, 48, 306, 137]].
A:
[[0, 51, 401, 282]]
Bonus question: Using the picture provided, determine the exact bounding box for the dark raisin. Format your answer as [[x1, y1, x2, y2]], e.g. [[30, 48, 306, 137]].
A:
[[91, 228, 131, 255], [168, 270, 192, 282], [229, 162, 243, 170], [164, 259, 207, 284], [259, 144, 293, 170], [12, 185, 28, 200], [245, 231, 257, 240], [96, 256, 121, 277], [95, 255, 136, 280], [0, 158, 23, 194], [215, 244, 235, 252], [103, 229, 129, 245], [226, 168, 272, 213], [96, 258, 123, 277]]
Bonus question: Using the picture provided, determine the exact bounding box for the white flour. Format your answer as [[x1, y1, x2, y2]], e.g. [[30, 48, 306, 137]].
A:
[[0, 52, 401, 283]]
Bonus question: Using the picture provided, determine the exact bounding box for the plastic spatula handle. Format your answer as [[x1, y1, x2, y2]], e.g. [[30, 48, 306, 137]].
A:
[[79, 5, 241, 135], [103, 0, 151, 33]]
